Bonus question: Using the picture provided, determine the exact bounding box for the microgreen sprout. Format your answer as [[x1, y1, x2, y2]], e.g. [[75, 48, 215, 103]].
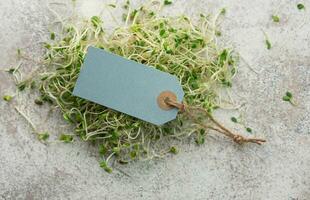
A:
[[91, 16, 102, 28], [6, 68, 16, 74], [17, 82, 27, 91], [215, 30, 222, 36], [3, 95, 13, 102], [59, 134, 73, 143], [113, 147, 121, 156], [220, 8, 226, 15], [282, 91, 297, 106], [262, 30, 272, 50], [30, 81, 36, 89], [108, 4, 116, 8], [265, 39, 271, 50], [246, 127, 252, 133], [195, 129, 206, 145], [169, 146, 178, 154], [231, 117, 238, 123], [34, 98, 43, 105], [130, 151, 137, 159], [272, 15, 280, 22], [99, 160, 113, 173], [50, 32, 55, 40], [99, 144, 107, 155], [285, 91, 292, 98], [123, 1, 130, 10], [17, 48, 21, 56], [164, 0, 172, 5], [297, 3, 305, 10], [38, 132, 49, 141]]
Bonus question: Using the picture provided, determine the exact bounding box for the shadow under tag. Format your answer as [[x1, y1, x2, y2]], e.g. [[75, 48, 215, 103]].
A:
[[73, 47, 184, 125]]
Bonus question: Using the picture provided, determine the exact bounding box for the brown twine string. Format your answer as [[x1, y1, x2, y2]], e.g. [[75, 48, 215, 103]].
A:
[[164, 98, 266, 145]]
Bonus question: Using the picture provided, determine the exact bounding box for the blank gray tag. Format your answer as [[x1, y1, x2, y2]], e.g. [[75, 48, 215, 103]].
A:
[[73, 47, 184, 125]]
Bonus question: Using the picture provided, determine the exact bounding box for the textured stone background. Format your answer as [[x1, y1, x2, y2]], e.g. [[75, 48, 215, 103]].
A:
[[0, 0, 309, 199]]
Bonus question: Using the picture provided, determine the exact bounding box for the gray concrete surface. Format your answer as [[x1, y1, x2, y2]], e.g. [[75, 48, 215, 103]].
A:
[[1, 0, 310, 199]]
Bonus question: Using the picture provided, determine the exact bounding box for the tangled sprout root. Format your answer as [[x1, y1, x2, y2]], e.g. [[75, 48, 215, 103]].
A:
[[16, 1, 264, 170]]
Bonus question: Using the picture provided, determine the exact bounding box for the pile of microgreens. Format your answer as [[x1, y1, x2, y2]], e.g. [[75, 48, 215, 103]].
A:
[[10, 1, 238, 172]]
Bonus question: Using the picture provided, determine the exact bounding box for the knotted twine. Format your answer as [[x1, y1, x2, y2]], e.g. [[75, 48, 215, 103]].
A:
[[164, 97, 266, 145]]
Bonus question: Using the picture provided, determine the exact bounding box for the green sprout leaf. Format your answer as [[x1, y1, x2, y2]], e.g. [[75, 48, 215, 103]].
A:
[[282, 91, 297, 106], [99, 161, 112, 173], [17, 48, 21, 56], [231, 117, 238, 123], [297, 3, 305, 10], [108, 4, 116, 8], [164, 0, 172, 5], [219, 49, 228, 65], [59, 134, 73, 143], [63, 113, 73, 123], [215, 31, 222, 36], [112, 147, 121, 156], [221, 79, 232, 87], [99, 145, 107, 155], [50, 32, 55, 40], [159, 29, 167, 37], [272, 15, 280, 22], [38, 132, 49, 141], [6, 68, 15, 74], [282, 96, 291, 101], [130, 9, 138, 20], [169, 146, 178, 154], [34, 98, 43, 105], [149, 11, 155, 17], [118, 160, 129, 165], [3, 95, 13, 102], [246, 127, 252, 133], [195, 129, 205, 145], [286, 91, 293, 98], [111, 131, 120, 141], [17, 82, 27, 91], [265, 39, 271, 50], [220, 8, 226, 15], [130, 151, 137, 159], [30, 81, 36, 89], [123, 1, 130, 9], [91, 16, 102, 28], [44, 43, 51, 49]]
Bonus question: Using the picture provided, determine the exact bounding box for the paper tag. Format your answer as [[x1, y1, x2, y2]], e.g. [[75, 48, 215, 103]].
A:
[[73, 47, 184, 125]]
